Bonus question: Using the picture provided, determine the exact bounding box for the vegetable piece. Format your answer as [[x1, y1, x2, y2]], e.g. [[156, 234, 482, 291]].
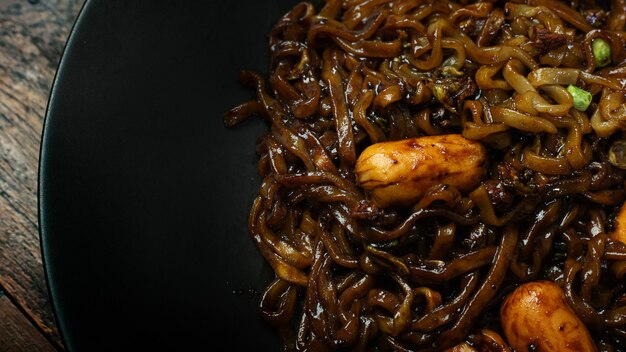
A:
[[444, 342, 477, 352], [443, 330, 511, 352], [355, 134, 487, 208], [592, 38, 611, 68], [566, 85, 592, 111], [500, 281, 597, 352], [608, 140, 626, 170], [610, 201, 626, 244], [444, 330, 511, 351]]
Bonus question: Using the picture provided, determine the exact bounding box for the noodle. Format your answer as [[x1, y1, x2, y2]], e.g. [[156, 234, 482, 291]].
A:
[[225, 0, 626, 350]]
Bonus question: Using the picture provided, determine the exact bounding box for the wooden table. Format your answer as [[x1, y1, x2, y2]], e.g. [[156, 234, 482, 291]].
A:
[[1, 0, 82, 350]]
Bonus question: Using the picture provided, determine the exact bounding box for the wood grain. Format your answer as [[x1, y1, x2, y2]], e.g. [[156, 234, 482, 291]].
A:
[[0, 288, 56, 352], [0, 0, 83, 350]]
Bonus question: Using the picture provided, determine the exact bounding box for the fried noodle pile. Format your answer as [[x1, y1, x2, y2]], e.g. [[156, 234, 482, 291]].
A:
[[225, 0, 626, 350]]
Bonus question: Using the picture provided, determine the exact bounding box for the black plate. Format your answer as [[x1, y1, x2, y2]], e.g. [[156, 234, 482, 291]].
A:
[[39, 1, 301, 350]]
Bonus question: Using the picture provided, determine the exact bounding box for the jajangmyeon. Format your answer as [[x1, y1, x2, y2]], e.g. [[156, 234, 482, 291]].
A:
[[225, 0, 626, 350]]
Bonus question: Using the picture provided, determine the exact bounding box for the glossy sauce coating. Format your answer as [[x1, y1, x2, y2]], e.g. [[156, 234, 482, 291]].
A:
[[355, 134, 487, 208], [500, 281, 596, 352]]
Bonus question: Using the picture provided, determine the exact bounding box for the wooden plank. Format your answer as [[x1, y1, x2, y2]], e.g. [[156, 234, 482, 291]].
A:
[[0, 288, 57, 352], [0, 0, 82, 349]]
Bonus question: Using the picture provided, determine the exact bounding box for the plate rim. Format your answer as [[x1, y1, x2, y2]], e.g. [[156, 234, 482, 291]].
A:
[[37, 0, 92, 350]]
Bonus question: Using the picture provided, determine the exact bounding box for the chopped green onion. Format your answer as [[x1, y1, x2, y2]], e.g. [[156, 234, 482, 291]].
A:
[[442, 66, 464, 77], [592, 38, 611, 68], [567, 85, 592, 111]]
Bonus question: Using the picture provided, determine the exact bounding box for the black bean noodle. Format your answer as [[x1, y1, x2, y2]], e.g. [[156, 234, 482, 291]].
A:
[[225, 0, 626, 350]]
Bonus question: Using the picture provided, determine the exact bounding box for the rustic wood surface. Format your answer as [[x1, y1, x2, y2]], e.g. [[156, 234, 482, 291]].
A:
[[0, 0, 83, 350], [0, 290, 56, 352]]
